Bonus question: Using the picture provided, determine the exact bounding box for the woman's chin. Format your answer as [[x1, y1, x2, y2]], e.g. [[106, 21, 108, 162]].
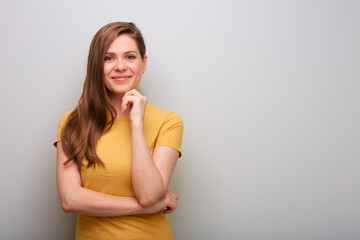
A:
[[109, 87, 134, 96]]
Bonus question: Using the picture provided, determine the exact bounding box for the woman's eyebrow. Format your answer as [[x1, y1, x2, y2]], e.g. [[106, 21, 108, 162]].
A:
[[124, 50, 138, 55], [106, 50, 138, 55]]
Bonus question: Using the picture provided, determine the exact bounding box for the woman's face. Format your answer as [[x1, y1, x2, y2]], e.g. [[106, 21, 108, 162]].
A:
[[103, 34, 147, 97]]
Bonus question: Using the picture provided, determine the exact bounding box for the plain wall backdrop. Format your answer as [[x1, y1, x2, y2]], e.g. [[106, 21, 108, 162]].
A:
[[0, 0, 359, 239]]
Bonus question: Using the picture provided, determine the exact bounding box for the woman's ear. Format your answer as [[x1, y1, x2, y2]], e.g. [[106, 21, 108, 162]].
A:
[[142, 55, 147, 73]]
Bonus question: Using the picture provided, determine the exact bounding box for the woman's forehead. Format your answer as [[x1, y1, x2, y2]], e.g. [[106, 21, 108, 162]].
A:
[[107, 35, 139, 53]]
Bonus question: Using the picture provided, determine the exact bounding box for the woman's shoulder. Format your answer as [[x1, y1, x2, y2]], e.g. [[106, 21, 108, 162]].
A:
[[145, 103, 183, 123], [59, 109, 75, 123], [54, 109, 75, 146], [57, 109, 77, 131]]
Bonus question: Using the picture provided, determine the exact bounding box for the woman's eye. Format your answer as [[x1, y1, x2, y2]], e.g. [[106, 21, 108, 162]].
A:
[[105, 56, 113, 61], [127, 55, 136, 60]]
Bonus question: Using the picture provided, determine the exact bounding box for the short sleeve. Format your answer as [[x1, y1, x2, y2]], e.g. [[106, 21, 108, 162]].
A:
[[155, 112, 184, 157], [54, 111, 72, 147]]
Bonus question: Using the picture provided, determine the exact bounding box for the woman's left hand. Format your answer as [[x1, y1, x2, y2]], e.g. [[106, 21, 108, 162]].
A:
[[122, 89, 147, 127]]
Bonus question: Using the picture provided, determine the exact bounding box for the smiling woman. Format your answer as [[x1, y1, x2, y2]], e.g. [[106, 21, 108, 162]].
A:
[[54, 22, 183, 240], [103, 35, 147, 100]]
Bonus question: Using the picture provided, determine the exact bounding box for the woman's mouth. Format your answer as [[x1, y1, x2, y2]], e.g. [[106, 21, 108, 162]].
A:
[[112, 75, 130, 82]]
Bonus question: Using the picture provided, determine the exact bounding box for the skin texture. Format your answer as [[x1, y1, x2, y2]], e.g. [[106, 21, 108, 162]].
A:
[[103, 34, 147, 112], [56, 34, 180, 216]]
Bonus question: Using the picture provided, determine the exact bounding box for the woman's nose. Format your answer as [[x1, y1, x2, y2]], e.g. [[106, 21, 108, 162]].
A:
[[114, 58, 127, 71]]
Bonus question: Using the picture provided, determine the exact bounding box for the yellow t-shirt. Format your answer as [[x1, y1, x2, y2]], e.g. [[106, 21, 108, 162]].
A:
[[54, 104, 183, 240]]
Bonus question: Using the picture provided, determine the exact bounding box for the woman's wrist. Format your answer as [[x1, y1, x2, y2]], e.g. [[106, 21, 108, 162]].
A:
[[130, 121, 144, 130]]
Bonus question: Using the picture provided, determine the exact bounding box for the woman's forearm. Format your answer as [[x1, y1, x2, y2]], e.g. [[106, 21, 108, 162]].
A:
[[60, 185, 144, 217], [131, 124, 165, 207], [59, 183, 170, 217]]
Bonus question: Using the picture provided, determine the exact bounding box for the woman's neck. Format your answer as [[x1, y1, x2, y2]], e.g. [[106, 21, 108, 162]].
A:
[[108, 94, 129, 118]]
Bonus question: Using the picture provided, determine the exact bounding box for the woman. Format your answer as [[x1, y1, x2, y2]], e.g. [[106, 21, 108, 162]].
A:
[[54, 22, 183, 239]]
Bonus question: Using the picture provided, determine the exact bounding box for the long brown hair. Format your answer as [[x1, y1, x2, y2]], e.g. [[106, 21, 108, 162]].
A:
[[61, 22, 146, 168]]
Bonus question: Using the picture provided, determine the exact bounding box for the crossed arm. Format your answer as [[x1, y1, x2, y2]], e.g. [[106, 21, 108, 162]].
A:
[[56, 141, 179, 217], [57, 89, 180, 217]]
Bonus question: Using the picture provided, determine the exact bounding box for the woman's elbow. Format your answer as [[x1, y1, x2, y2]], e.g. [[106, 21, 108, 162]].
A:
[[59, 194, 76, 213], [138, 191, 165, 207], [60, 198, 74, 213], [61, 204, 72, 213], [138, 197, 157, 208]]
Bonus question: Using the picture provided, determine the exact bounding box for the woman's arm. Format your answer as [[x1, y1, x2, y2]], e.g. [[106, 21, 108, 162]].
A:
[[56, 142, 178, 217], [122, 90, 180, 207], [131, 128, 179, 207]]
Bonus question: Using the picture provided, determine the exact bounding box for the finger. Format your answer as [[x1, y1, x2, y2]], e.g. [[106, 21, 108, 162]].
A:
[[168, 192, 179, 200], [121, 100, 127, 113], [122, 95, 142, 105], [167, 203, 177, 214], [124, 89, 141, 97], [121, 96, 138, 113], [121, 99, 128, 113], [123, 90, 147, 104], [163, 207, 174, 214]]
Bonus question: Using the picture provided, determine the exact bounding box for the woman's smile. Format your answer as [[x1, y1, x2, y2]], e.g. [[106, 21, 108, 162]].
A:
[[103, 34, 147, 95], [112, 74, 131, 82]]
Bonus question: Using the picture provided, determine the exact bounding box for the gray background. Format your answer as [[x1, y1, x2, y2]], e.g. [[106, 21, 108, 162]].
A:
[[0, 0, 359, 239]]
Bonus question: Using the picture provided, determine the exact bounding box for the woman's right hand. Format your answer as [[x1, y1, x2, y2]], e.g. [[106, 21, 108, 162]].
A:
[[143, 190, 179, 215]]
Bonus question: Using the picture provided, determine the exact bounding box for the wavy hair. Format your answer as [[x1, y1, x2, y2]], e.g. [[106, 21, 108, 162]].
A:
[[61, 22, 146, 168]]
